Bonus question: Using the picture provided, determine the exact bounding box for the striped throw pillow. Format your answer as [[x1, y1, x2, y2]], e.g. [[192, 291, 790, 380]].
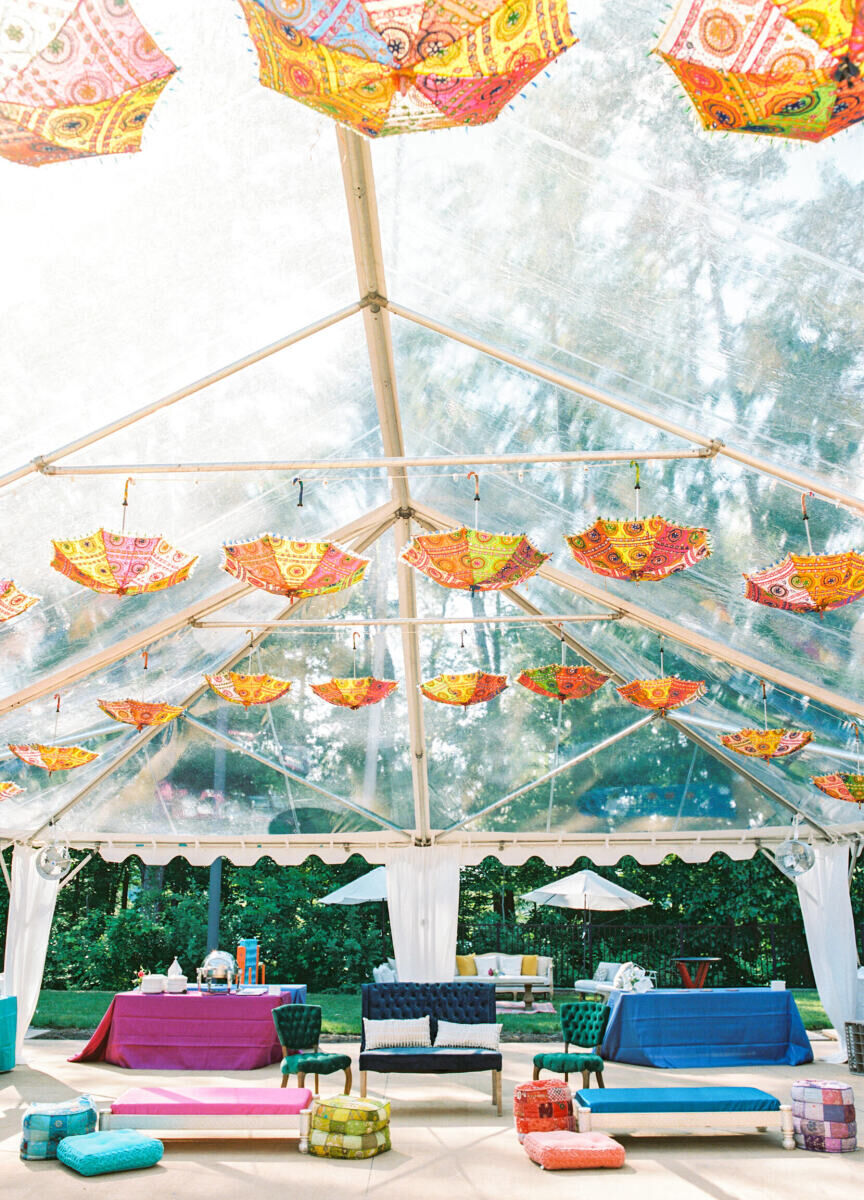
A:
[[363, 1016, 431, 1050]]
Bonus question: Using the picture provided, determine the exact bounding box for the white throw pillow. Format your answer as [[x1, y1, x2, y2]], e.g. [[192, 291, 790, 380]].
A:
[[363, 1016, 431, 1050], [593, 963, 612, 983], [498, 954, 524, 976], [434, 1020, 502, 1051], [474, 953, 499, 977]]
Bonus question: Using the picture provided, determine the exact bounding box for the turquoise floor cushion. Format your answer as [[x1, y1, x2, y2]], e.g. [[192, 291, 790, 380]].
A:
[[56, 1129, 164, 1176], [20, 1095, 97, 1160]]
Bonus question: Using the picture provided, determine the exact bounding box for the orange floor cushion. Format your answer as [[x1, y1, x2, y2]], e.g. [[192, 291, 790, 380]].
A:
[[523, 1129, 626, 1170]]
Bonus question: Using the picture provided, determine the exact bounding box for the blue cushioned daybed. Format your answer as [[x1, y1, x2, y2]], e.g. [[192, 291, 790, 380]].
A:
[[575, 1087, 795, 1149], [359, 982, 503, 1114]]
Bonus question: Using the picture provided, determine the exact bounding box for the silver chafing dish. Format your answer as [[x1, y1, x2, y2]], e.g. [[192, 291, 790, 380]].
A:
[[196, 949, 238, 992]]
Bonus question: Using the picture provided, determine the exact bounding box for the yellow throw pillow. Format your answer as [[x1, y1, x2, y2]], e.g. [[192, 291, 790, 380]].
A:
[[456, 954, 477, 977], [521, 954, 539, 977]]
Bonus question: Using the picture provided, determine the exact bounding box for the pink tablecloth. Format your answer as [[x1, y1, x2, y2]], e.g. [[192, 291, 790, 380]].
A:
[[69, 984, 306, 1070]]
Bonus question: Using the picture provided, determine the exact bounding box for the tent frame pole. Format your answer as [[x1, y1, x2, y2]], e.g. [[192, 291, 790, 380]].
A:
[[0, 301, 365, 493], [387, 301, 864, 518], [338, 126, 431, 844]]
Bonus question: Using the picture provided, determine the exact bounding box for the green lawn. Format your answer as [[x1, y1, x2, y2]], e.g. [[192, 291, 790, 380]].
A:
[[32, 987, 830, 1036]]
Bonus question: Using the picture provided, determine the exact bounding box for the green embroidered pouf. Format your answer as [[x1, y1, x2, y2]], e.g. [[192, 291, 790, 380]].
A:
[[309, 1094, 391, 1158], [20, 1095, 97, 1160], [56, 1130, 163, 1176]]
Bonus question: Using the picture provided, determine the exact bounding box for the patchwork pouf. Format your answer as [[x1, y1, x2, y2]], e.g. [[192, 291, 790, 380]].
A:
[[791, 1080, 857, 1153], [513, 1079, 574, 1144], [56, 1130, 164, 1176], [523, 1129, 626, 1170], [309, 1094, 391, 1159], [20, 1095, 97, 1160]]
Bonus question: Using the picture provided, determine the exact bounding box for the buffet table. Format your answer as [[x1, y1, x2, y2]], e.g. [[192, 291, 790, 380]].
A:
[[600, 988, 813, 1069], [70, 984, 307, 1070]]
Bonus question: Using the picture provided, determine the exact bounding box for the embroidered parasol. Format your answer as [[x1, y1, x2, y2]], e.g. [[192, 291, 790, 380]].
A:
[[655, 0, 864, 143], [206, 672, 293, 708], [616, 676, 706, 713], [0, 781, 24, 799], [0, 579, 39, 622], [718, 683, 812, 761], [52, 530, 197, 595], [812, 773, 864, 806], [744, 495, 864, 614], [8, 743, 98, 772], [402, 526, 549, 592], [0, 0, 177, 167], [221, 535, 368, 600], [97, 698, 184, 731], [517, 664, 609, 701], [311, 677, 398, 709], [566, 464, 710, 581], [420, 671, 508, 706], [239, 0, 576, 138]]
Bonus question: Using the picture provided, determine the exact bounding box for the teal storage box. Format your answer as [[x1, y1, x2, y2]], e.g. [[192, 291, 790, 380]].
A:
[[57, 1129, 163, 1176], [20, 1094, 97, 1160], [0, 995, 15, 1072]]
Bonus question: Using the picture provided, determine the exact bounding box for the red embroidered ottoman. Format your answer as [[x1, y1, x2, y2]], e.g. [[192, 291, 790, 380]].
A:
[[523, 1130, 626, 1170], [513, 1080, 573, 1144], [791, 1080, 857, 1153]]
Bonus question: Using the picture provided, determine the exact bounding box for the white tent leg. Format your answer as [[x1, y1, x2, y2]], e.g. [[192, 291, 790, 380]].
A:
[[3, 846, 60, 1060]]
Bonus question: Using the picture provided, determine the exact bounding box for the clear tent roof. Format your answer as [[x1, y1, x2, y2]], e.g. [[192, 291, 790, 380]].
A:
[[1, 0, 863, 864]]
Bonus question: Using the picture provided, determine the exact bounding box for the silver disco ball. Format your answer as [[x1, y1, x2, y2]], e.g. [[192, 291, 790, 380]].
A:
[[775, 837, 815, 879], [35, 842, 72, 881]]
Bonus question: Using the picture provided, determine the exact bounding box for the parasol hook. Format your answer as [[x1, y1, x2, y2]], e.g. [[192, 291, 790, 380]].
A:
[[352, 630, 361, 678], [141, 650, 149, 671], [53, 692, 61, 741], [467, 471, 480, 527], [800, 491, 814, 554], [293, 477, 304, 508], [121, 477, 135, 534], [761, 680, 768, 730], [460, 628, 468, 650], [630, 460, 641, 521], [54, 693, 61, 714], [658, 635, 664, 676]]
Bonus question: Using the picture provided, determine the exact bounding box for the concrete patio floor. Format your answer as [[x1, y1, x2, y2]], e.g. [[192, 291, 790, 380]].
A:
[[1, 1036, 859, 1199]]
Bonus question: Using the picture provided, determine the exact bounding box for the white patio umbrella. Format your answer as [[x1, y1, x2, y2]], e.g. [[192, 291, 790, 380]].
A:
[[522, 869, 651, 911], [317, 866, 388, 905]]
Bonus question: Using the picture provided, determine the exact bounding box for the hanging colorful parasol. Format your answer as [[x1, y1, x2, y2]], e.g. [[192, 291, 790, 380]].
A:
[[812, 773, 864, 806], [222, 536, 368, 600], [517, 664, 609, 701], [0, 0, 177, 167], [206, 672, 293, 708], [0, 579, 39, 622], [718, 682, 812, 761], [0, 781, 24, 800], [311, 677, 398, 709], [566, 464, 710, 582], [239, 0, 577, 138], [420, 672, 508, 706], [8, 743, 98, 772], [655, 0, 864, 143], [52, 531, 197, 595], [616, 676, 706, 713], [744, 495, 864, 614], [97, 698, 184, 732], [402, 527, 549, 592]]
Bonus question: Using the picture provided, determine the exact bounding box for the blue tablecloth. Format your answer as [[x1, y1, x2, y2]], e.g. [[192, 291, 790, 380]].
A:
[[0, 995, 17, 1071], [600, 988, 813, 1068]]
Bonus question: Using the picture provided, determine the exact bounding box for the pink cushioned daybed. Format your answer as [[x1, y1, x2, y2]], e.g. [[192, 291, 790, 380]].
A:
[[101, 1087, 313, 1151]]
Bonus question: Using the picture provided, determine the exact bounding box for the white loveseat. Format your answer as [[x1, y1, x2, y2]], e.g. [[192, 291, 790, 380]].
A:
[[452, 952, 554, 1000], [572, 960, 653, 996]]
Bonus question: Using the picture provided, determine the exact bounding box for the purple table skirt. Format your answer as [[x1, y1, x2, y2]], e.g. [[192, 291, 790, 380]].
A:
[[69, 984, 307, 1070]]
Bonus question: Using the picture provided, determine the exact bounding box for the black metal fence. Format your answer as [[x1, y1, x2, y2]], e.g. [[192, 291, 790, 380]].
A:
[[456, 917, 863, 989]]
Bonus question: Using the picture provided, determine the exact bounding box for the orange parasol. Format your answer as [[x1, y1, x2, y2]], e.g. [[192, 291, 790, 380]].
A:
[[221, 535, 368, 600], [420, 672, 508, 707], [8, 744, 98, 772], [311, 677, 398, 710], [206, 672, 293, 708], [517, 664, 609, 702], [97, 698, 184, 732], [0, 579, 39, 622], [0, 781, 24, 800], [718, 683, 813, 761], [616, 676, 706, 713]]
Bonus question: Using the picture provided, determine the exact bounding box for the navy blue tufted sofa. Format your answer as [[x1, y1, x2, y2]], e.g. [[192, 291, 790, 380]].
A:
[[360, 982, 503, 1114]]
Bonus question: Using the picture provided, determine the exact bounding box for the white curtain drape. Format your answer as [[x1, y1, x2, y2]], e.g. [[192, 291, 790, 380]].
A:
[[3, 846, 60, 1060], [387, 846, 460, 982], [796, 841, 859, 1061]]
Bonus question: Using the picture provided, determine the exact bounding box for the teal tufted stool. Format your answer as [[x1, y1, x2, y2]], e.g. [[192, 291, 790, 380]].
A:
[[272, 1003, 352, 1096], [533, 1001, 610, 1088]]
